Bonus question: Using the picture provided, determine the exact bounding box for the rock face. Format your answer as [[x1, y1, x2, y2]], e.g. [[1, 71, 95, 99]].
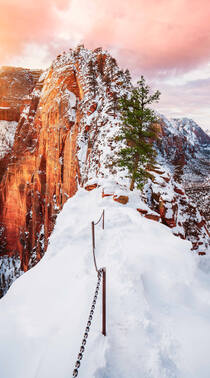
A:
[[0, 67, 43, 296], [0, 66, 42, 122], [0, 46, 209, 297]]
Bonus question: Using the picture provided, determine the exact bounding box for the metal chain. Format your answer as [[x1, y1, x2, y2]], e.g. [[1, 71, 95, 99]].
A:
[[72, 269, 103, 377], [94, 210, 104, 226]]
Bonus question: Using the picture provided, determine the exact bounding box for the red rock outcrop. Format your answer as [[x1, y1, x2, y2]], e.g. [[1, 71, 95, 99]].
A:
[[0, 67, 42, 208], [0, 66, 42, 122], [113, 195, 129, 205], [0, 62, 82, 271]]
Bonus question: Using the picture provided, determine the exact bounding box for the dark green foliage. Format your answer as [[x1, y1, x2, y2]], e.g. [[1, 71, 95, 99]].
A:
[[117, 75, 161, 190]]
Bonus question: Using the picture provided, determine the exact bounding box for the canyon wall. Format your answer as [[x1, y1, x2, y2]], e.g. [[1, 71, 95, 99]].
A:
[[0, 66, 42, 122]]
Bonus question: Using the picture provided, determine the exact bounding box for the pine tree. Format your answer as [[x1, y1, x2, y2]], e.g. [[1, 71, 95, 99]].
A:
[[117, 75, 161, 191]]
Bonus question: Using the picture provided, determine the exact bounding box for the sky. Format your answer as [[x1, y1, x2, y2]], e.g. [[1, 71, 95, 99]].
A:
[[1, 0, 210, 132]]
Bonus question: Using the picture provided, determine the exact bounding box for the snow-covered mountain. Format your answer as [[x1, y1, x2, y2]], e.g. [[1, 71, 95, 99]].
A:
[[157, 115, 210, 182], [169, 117, 209, 146], [0, 45, 210, 378], [0, 46, 209, 300]]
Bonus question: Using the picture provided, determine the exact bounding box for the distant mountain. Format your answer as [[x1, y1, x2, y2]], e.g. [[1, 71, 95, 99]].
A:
[[154, 115, 210, 228], [171, 117, 210, 146], [156, 115, 210, 184]]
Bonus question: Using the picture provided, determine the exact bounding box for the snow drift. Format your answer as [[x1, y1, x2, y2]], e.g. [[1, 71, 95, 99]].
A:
[[0, 187, 210, 378]]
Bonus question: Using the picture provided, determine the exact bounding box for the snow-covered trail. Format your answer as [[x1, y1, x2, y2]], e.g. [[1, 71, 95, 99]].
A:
[[0, 188, 210, 378]]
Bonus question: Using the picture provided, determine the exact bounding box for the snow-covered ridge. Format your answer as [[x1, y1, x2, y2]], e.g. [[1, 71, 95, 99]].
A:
[[0, 188, 210, 378], [0, 46, 209, 376], [45, 45, 132, 187], [0, 45, 209, 301]]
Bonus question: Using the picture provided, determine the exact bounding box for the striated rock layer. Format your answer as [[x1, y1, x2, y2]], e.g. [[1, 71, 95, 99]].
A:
[[0, 67, 43, 296], [0, 66, 42, 122], [0, 46, 209, 297]]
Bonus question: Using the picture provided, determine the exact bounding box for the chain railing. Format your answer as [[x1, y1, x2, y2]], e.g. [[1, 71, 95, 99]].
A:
[[72, 269, 103, 377], [72, 210, 106, 377]]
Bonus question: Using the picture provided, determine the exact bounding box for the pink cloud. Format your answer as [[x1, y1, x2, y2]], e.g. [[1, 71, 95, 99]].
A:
[[152, 77, 210, 130], [0, 0, 70, 61], [81, 0, 210, 72], [1, 0, 210, 75], [1, 0, 209, 131]]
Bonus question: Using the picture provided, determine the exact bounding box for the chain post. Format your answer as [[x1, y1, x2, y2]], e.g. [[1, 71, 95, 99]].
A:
[[72, 211, 107, 376], [102, 267, 106, 336], [102, 210, 105, 230], [92, 221, 95, 250]]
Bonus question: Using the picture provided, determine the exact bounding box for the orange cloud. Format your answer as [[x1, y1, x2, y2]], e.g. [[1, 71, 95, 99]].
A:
[[81, 0, 210, 72], [0, 0, 70, 61], [1, 0, 210, 130], [1, 0, 210, 75]]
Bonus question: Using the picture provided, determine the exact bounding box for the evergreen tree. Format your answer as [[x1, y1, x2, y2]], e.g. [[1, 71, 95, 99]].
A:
[[117, 75, 161, 191]]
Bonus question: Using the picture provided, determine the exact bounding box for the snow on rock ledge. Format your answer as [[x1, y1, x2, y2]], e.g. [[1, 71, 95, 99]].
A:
[[0, 120, 17, 158], [144, 166, 209, 254]]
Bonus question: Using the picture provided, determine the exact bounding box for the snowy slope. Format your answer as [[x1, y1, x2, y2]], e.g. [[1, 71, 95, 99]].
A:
[[0, 187, 210, 378]]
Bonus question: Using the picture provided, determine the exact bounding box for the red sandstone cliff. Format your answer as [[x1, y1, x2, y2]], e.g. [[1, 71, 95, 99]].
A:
[[0, 66, 42, 122], [0, 47, 131, 295], [0, 57, 81, 272], [0, 46, 209, 297]]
